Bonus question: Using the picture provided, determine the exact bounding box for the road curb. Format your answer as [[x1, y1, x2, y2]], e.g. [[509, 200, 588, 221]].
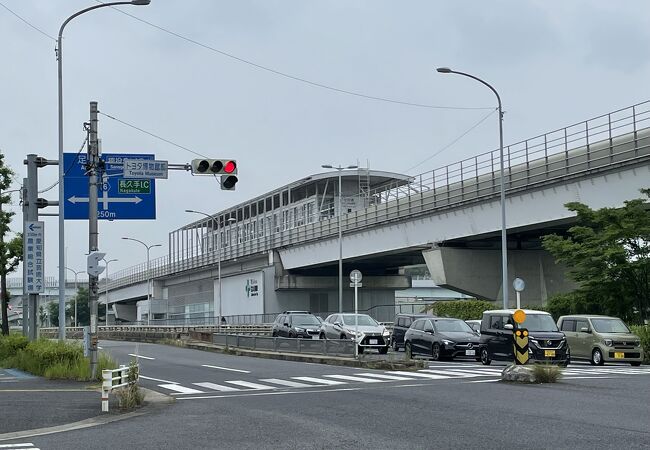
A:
[[182, 340, 427, 371]]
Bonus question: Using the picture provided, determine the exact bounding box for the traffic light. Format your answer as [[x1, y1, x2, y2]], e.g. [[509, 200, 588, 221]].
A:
[[221, 174, 238, 190], [191, 159, 237, 175]]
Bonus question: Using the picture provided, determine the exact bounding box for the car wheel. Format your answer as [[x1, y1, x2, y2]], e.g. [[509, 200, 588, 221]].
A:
[[431, 343, 441, 361], [319, 332, 326, 340], [272, 331, 277, 337], [591, 348, 604, 366], [631, 362, 641, 367], [405, 342, 413, 360], [340, 334, 347, 340], [379, 346, 388, 355], [480, 347, 491, 366]]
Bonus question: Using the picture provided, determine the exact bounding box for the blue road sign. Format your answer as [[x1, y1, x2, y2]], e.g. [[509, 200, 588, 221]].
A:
[[63, 152, 156, 220]]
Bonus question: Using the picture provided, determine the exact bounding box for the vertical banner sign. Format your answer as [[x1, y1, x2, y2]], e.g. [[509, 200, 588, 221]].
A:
[[24, 221, 45, 293]]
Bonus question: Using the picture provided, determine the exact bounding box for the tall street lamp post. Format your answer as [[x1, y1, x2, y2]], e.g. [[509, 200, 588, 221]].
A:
[[56, 0, 151, 341], [436, 67, 508, 309], [102, 258, 118, 324], [122, 238, 161, 325], [185, 209, 236, 330], [321, 164, 358, 313], [64, 267, 85, 327]]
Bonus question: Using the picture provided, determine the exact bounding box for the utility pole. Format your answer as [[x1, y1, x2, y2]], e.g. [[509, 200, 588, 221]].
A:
[[88, 101, 100, 378]]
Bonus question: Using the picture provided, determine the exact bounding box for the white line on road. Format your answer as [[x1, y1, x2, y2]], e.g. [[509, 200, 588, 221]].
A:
[[140, 375, 178, 384], [291, 376, 346, 385], [193, 382, 240, 392], [353, 373, 416, 381], [158, 384, 205, 395], [128, 353, 155, 360], [323, 375, 384, 383], [464, 379, 501, 383], [387, 371, 449, 379], [201, 364, 250, 373], [177, 387, 361, 401], [258, 378, 315, 388], [0, 444, 35, 448], [224, 381, 276, 390], [420, 369, 482, 378]]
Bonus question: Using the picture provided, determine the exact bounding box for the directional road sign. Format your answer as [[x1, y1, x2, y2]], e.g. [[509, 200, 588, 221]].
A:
[[63, 153, 157, 220], [24, 221, 45, 293]]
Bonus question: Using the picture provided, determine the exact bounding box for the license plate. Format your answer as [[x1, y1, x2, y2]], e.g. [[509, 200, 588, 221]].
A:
[[465, 350, 476, 356], [614, 352, 625, 359], [369, 339, 378, 345], [544, 350, 556, 357], [312, 335, 318, 339]]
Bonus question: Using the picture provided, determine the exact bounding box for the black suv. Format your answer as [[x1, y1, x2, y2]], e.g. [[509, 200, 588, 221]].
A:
[[479, 309, 570, 366], [390, 313, 434, 351], [271, 311, 322, 338]]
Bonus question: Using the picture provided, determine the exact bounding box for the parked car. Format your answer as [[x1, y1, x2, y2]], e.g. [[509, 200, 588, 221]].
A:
[[465, 319, 482, 335], [557, 315, 643, 366], [404, 317, 480, 361], [271, 311, 322, 338], [390, 313, 434, 351], [479, 309, 569, 366], [320, 313, 390, 354]]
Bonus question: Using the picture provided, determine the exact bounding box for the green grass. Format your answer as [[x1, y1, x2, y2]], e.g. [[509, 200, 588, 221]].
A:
[[531, 363, 563, 383], [0, 335, 117, 381]]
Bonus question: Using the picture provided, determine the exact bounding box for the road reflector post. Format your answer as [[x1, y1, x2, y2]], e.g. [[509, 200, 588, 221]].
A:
[[514, 328, 529, 365]]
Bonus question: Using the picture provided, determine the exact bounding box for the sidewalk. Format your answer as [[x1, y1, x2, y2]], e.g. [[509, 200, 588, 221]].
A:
[[0, 368, 172, 440]]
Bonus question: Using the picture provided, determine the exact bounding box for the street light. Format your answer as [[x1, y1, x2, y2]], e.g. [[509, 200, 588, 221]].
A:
[[56, 0, 151, 342], [102, 258, 118, 324], [436, 67, 508, 309], [321, 164, 358, 313], [64, 267, 85, 327], [121, 238, 161, 325], [185, 209, 236, 329]]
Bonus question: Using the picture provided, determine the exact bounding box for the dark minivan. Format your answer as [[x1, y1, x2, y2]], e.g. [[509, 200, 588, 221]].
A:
[[390, 313, 434, 351], [479, 309, 570, 366]]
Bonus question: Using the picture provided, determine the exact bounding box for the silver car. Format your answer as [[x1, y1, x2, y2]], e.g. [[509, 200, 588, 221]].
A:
[[319, 313, 390, 354]]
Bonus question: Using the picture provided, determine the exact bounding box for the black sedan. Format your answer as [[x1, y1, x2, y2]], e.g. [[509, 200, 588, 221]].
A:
[[404, 318, 480, 361]]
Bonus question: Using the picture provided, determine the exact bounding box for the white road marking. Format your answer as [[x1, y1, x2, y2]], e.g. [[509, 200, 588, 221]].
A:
[[0, 444, 36, 448], [420, 369, 482, 378], [201, 364, 250, 374], [259, 378, 315, 388], [193, 382, 240, 392], [128, 353, 155, 360], [353, 373, 416, 381], [292, 376, 346, 385], [465, 379, 501, 383], [452, 368, 504, 375], [158, 384, 204, 395], [388, 371, 449, 379], [177, 387, 361, 400], [224, 381, 276, 390], [323, 374, 384, 383], [140, 375, 178, 384]]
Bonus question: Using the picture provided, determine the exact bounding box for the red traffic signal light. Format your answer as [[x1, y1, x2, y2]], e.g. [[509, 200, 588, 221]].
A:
[[224, 160, 236, 174]]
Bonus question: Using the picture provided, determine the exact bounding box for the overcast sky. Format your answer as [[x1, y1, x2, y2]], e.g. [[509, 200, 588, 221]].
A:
[[2, 0, 650, 282]]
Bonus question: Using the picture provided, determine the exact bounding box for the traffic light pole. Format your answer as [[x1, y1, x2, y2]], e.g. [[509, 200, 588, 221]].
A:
[[88, 101, 100, 378]]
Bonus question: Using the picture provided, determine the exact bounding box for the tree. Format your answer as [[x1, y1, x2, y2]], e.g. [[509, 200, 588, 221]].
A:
[[542, 189, 650, 324], [68, 287, 105, 326], [1, 153, 22, 335]]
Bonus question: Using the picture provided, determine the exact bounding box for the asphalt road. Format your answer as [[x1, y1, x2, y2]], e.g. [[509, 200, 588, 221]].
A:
[[4, 341, 649, 450]]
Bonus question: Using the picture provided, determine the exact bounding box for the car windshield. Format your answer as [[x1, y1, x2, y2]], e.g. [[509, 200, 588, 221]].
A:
[[519, 314, 558, 332], [341, 315, 378, 326], [591, 318, 630, 333], [291, 315, 321, 326], [435, 320, 473, 333]]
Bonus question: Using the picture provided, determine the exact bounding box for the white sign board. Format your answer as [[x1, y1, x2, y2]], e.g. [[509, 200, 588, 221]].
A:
[[24, 221, 45, 293], [217, 271, 264, 317], [123, 159, 168, 179]]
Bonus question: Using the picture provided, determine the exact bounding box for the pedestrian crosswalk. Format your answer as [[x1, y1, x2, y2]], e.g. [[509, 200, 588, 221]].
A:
[[151, 364, 650, 396]]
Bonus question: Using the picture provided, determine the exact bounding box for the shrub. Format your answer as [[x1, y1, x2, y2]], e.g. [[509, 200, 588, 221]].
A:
[[630, 325, 649, 364], [0, 334, 28, 361], [425, 300, 494, 320], [115, 360, 144, 410], [531, 363, 562, 383]]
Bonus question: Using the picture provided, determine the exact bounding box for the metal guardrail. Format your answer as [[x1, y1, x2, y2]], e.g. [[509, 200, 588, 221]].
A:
[[101, 364, 138, 412], [39, 324, 273, 337], [214, 333, 356, 357], [105, 101, 650, 293]]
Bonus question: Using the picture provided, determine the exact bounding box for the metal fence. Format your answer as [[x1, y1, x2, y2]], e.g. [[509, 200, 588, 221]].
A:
[[105, 101, 650, 293], [214, 334, 356, 356]]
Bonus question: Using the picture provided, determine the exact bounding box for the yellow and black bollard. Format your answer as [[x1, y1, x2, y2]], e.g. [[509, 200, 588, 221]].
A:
[[513, 328, 529, 365]]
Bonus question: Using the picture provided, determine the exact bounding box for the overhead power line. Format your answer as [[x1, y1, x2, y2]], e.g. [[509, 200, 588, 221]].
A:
[[0, 1, 56, 41], [97, 1, 492, 111]]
